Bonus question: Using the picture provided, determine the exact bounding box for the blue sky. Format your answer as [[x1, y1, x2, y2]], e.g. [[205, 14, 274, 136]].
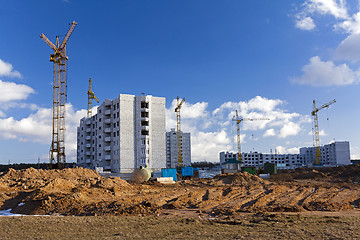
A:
[[0, 0, 359, 164]]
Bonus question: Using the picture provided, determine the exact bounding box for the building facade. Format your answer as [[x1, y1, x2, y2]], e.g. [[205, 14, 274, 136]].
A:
[[220, 141, 351, 169], [77, 94, 166, 173], [299, 141, 351, 166], [166, 128, 191, 168], [220, 151, 305, 169]]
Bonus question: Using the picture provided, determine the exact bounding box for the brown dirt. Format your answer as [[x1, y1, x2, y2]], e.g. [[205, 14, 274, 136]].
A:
[[0, 165, 359, 217]]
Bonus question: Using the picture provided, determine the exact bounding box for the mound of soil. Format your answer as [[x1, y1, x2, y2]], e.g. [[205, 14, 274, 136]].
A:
[[0, 165, 359, 217]]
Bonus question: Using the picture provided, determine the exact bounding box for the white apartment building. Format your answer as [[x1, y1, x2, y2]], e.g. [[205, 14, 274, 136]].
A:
[[220, 151, 305, 169], [166, 128, 191, 168], [77, 94, 166, 173], [299, 141, 351, 166], [219, 141, 351, 169]]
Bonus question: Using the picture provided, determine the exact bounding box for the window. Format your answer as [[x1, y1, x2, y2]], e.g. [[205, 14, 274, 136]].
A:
[[113, 105, 116, 110], [99, 118, 101, 122], [141, 112, 149, 118], [141, 101, 149, 108], [99, 144, 101, 148], [113, 114, 116, 118], [113, 132, 116, 137], [99, 127, 101, 130], [141, 121, 149, 126], [117, 103, 119, 109], [99, 109, 101, 113], [114, 123, 116, 128], [117, 112, 119, 118], [117, 121, 119, 127], [141, 130, 149, 135], [117, 131, 119, 136]]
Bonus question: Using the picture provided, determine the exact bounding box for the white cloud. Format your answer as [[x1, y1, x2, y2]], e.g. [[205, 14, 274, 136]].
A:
[[0, 59, 22, 78], [275, 146, 300, 154], [305, 0, 348, 19], [279, 122, 301, 138], [296, 16, 316, 30], [263, 128, 276, 137], [292, 56, 360, 86], [335, 11, 360, 34], [334, 33, 360, 61], [0, 103, 88, 161], [0, 80, 35, 103]]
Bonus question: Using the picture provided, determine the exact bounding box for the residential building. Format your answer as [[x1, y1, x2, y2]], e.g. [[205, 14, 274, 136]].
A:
[[220, 151, 305, 169], [299, 141, 351, 166], [219, 141, 351, 169], [77, 94, 166, 173], [166, 128, 191, 168]]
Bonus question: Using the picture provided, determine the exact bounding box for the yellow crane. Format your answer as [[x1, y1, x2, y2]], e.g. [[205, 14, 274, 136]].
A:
[[40, 21, 77, 169], [311, 99, 336, 165], [87, 78, 99, 118], [175, 97, 185, 167], [232, 110, 269, 162]]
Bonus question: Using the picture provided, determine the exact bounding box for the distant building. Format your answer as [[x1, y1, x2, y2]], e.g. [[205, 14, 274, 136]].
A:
[[220, 151, 305, 169], [300, 141, 351, 166], [77, 94, 166, 173], [166, 128, 191, 168], [219, 141, 351, 169]]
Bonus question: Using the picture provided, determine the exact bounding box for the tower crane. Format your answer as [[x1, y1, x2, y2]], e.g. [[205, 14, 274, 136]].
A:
[[311, 99, 336, 165], [232, 110, 269, 162], [40, 21, 77, 169], [87, 78, 99, 118], [175, 97, 185, 167]]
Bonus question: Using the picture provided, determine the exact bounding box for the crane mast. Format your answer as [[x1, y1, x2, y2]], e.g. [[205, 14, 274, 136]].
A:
[[40, 21, 77, 169], [311, 99, 336, 165], [232, 110, 269, 162], [175, 97, 185, 167], [87, 78, 99, 118]]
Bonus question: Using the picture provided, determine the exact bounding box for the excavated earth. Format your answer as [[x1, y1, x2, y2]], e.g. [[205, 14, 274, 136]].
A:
[[0, 165, 359, 217]]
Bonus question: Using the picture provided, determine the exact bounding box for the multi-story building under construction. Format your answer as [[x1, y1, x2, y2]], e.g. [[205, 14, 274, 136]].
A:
[[220, 141, 350, 169], [77, 94, 166, 173], [166, 128, 191, 168]]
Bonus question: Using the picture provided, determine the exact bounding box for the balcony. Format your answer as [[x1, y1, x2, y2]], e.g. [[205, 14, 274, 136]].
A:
[[85, 128, 91, 133], [85, 136, 91, 140], [86, 144, 91, 148], [85, 120, 91, 125], [141, 117, 149, 121], [104, 101, 111, 107], [103, 165, 111, 170], [104, 137, 111, 142], [105, 119, 111, 124], [105, 155, 111, 160], [85, 151, 91, 155], [141, 108, 149, 112], [85, 158, 91, 164], [141, 126, 149, 131], [104, 128, 111, 133], [105, 146, 111, 151], [105, 110, 111, 115]]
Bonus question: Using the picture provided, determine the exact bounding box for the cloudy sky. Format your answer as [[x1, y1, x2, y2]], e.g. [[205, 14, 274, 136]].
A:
[[0, 0, 359, 164]]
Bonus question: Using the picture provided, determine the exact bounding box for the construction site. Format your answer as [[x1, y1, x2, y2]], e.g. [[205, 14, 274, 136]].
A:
[[1, 18, 360, 239]]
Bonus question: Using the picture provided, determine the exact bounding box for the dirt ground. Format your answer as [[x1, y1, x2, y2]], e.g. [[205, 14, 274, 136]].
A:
[[0, 165, 359, 238], [1, 212, 360, 239]]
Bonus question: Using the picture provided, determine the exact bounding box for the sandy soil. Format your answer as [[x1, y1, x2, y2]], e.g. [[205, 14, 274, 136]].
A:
[[1, 165, 359, 217], [0, 165, 359, 238]]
